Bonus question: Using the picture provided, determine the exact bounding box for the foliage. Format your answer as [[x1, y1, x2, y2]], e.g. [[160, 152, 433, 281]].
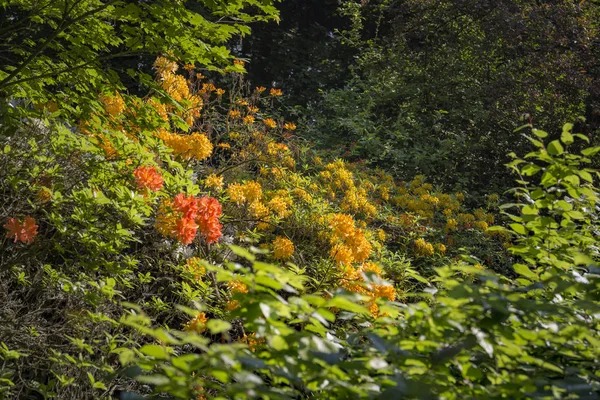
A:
[[0, 50, 509, 398], [115, 125, 600, 399], [0, 0, 279, 116], [1, 2, 599, 398], [300, 0, 600, 194]]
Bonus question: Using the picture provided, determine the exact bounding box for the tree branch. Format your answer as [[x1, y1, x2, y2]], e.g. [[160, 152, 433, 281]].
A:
[[1, 50, 141, 89]]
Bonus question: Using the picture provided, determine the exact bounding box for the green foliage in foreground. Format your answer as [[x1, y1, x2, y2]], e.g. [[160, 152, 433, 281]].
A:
[[114, 129, 599, 399], [4, 124, 592, 399]]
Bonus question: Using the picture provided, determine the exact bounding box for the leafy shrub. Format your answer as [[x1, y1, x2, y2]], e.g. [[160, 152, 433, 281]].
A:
[[114, 125, 600, 399]]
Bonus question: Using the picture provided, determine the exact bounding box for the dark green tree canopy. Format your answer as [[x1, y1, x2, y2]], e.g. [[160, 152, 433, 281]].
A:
[[0, 0, 279, 103]]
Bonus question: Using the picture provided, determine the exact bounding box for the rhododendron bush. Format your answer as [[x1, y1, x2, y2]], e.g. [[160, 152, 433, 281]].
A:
[[1, 1, 599, 399]]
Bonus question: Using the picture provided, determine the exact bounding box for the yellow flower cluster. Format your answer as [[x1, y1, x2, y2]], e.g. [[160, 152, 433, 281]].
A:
[[414, 238, 434, 257], [458, 213, 476, 227], [183, 312, 208, 333], [268, 196, 291, 218], [243, 333, 265, 352], [446, 218, 458, 231], [204, 174, 224, 190], [184, 257, 206, 280], [339, 261, 396, 316], [226, 181, 263, 205], [322, 160, 354, 190], [152, 56, 204, 129], [328, 214, 372, 265], [341, 187, 377, 217], [154, 199, 178, 237], [267, 142, 290, 156], [435, 243, 447, 254], [319, 160, 379, 217], [292, 188, 312, 203], [249, 200, 270, 219], [99, 92, 125, 117], [272, 236, 294, 260], [228, 280, 248, 294], [157, 130, 213, 160], [263, 118, 277, 129], [473, 220, 489, 231]]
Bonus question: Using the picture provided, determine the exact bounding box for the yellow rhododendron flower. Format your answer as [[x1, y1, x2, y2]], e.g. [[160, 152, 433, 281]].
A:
[[227, 183, 246, 205], [446, 218, 458, 231], [268, 196, 291, 218], [272, 236, 294, 260], [228, 280, 248, 294], [330, 244, 354, 266], [249, 200, 269, 219], [184, 257, 206, 280], [204, 174, 224, 190], [183, 312, 208, 333], [414, 238, 434, 256], [263, 118, 277, 129]]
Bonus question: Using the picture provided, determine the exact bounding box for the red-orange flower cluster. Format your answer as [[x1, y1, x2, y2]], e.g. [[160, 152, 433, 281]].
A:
[[134, 165, 164, 192], [172, 194, 200, 244], [4, 216, 38, 244], [155, 194, 222, 245], [197, 196, 222, 244]]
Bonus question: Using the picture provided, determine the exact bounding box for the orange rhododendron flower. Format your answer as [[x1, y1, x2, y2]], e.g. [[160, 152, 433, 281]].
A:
[[196, 196, 223, 244], [4, 216, 38, 244], [175, 217, 199, 245], [133, 165, 164, 192], [173, 193, 200, 219]]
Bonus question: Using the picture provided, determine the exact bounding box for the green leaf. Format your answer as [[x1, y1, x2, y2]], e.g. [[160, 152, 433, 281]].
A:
[[509, 223, 527, 235], [561, 123, 574, 145], [136, 374, 171, 386], [522, 205, 538, 215], [581, 146, 600, 157], [532, 129, 548, 138], [115, 348, 136, 366], [513, 263, 538, 281], [578, 170, 593, 183], [228, 245, 256, 261], [206, 319, 232, 334], [139, 344, 170, 360], [547, 140, 564, 156], [326, 296, 369, 315], [269, 335, 289, 351]]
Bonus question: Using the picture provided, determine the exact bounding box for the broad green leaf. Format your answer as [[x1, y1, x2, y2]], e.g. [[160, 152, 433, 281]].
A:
[[509, 223, 527, 235], [228, 245, 256, 261], [325, 297, 369, 315], [561, 123, 574, 144], [206, 319, 232, 334], [513, 263, 538, 280], [136, 375, 171, 386], [522, 205, 538, 215], [269, 335, 289, 351], [139, 344, 170, 360], [547, 140, 564, 156], [532, 129, 548, 138], [581, 146, 600, 157]]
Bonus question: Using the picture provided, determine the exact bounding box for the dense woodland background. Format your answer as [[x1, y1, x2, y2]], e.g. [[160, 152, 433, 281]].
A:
[[1, 1, 600, 399]]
